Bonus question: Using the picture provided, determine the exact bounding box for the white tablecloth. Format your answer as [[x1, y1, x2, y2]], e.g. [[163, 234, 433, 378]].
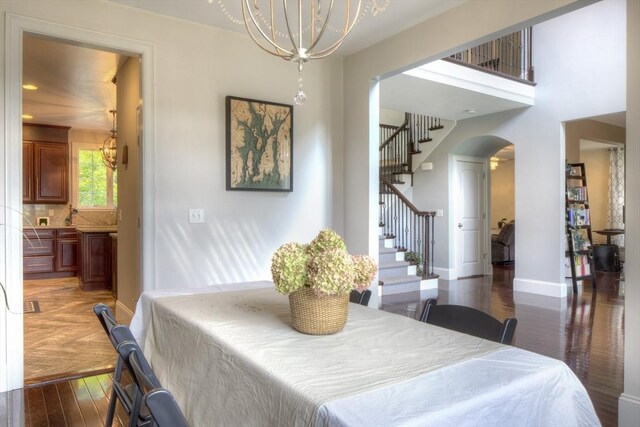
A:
[[130, 283, 600, 427]]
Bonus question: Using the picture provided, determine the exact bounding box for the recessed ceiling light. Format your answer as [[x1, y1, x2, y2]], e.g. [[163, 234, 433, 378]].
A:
[[22, 114, 33, 119], [22, 84, 38, 91], [464, 109, 477, 114]]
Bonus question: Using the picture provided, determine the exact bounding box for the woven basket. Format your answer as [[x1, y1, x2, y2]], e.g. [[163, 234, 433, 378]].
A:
[[288, 287, 349, 335]]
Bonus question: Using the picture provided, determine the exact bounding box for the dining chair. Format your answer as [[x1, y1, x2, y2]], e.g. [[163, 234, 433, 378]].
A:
[[93, 303, 152, 427], [418, 298, 517, 345], [349, 289, 372, 306], [116, 340, 165, 426], [125, 348, 190, 427]]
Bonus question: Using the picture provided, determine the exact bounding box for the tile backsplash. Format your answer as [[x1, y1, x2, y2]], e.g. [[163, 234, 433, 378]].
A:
[[23, 204, 117, 227]]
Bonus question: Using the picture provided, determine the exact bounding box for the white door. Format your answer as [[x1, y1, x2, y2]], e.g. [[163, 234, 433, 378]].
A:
[[456, 160, 486, 278]]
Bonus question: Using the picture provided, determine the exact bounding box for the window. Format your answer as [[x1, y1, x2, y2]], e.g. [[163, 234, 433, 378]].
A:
[[72, 141, 117, 209]]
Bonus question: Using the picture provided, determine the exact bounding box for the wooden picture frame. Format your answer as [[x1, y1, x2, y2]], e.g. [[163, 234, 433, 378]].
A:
[[226, 96, 293, 192]]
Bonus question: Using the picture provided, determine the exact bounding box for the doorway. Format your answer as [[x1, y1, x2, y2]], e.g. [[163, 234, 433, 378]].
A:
[[454, 157, 487, 278], [21, 34, 141, 384]]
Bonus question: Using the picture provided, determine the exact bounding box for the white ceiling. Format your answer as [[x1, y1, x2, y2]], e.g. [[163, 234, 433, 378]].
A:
[[21, 1, 626, 134], [110, 0, 465, 56], [379, 59, 534, 121], [590, 111, 626, 128], [23, 35, 118, 131]]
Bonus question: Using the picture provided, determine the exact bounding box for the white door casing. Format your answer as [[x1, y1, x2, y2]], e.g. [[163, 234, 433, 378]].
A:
[[3, 13, 155, 392], [455, 158, 486, 278]]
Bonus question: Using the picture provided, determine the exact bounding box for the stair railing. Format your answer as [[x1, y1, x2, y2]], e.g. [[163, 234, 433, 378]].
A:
[[379, 119, 411, 182], [406, 113, 444, 154], [448, 27, 534, 82], [379, 178, 437, 279]]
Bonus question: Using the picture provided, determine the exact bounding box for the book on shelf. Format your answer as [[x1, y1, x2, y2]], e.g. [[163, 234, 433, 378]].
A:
[[567, 186, 587, 202], [567, 207, 590, 227], [565, 254, 591, 276]]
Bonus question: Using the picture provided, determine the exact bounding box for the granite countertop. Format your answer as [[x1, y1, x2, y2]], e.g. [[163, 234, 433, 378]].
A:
[[76, 226, 118, 233], [25, 225, 117, 231]]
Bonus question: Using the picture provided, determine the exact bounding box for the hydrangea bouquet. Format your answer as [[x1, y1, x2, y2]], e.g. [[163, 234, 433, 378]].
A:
[[271, 229, 377, 297]]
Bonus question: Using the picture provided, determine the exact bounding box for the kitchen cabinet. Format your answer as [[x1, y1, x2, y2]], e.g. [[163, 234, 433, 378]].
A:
[[23, 123, 70, 204], [23, 227, 77, 279], [77, 229, 115, 291], [55, 229, 79, 273], [23, 142, 34, 202], [110, 233, 118, 299]]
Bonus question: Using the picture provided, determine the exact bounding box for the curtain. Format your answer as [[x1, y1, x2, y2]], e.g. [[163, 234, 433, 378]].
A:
[[607, 147, 625, 246]]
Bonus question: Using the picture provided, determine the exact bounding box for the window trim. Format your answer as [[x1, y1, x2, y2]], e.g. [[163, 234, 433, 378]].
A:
[[71, 140, 117, 210]]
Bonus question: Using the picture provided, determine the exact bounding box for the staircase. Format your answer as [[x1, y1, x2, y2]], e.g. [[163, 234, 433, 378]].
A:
[[378, 112, 446, 296]]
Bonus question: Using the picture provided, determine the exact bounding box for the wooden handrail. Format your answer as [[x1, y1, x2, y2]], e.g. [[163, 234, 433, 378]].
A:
[[381, 177, 434, 217], [379, 119, 409, 151]]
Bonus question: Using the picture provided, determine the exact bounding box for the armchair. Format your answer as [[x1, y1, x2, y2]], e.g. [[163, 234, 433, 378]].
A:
[[491, 221, 515, 264]]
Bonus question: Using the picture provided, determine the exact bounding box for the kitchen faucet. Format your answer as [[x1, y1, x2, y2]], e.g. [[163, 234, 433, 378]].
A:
[[64, 204, 78, 225]]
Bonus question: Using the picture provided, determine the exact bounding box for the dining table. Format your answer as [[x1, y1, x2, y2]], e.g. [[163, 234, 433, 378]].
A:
[[130, 281, 600, 427]]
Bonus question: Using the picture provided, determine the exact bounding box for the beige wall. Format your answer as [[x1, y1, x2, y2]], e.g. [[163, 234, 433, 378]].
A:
[[490, 159, 515, 228], [580, 147, 610, 244], [565, 119, 625, 163], [115, 56, 140, 315]]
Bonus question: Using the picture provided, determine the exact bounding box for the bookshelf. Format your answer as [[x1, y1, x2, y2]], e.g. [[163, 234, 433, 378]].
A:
[[565, 163, 597, 293]]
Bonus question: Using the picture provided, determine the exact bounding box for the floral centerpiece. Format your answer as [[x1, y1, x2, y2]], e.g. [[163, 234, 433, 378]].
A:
[[271, 229, 377, 335]]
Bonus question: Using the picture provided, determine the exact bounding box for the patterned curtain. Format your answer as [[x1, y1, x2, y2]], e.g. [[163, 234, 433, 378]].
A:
[[607, 147, 625, 246]]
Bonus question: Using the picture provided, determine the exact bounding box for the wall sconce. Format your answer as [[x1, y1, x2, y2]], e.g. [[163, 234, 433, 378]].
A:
[[100, 109, 117, 170], [490, 156, 500, 170]]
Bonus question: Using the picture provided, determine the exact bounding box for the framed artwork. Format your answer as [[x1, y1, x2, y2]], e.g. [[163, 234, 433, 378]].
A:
[[226, 96, 293, 192]]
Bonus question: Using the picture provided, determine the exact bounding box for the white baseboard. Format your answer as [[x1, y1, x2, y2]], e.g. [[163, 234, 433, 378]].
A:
[[513, 277, 567, 298], [619, 393, 640, 426], [115, 300, 134, 326], [433, 267, 455, 280]]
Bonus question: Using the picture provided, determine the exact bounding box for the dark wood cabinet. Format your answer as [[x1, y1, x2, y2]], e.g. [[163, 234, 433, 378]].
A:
[[56, 235, 78, 273], [77, 231, 112, 291], [23, 228, 77, 279], [23, 142, 34, 202], [34, 142, 68, 203], [23, 123, 70, 205], [111, 234, 118, 299]]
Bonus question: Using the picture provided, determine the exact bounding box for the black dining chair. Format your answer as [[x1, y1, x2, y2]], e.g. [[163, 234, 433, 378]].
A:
[[125, 347, 190, 427], [418, 298, 517, 345], [116, 340, 166, 427], [93, 303, 152, 426], [349, 289, 372, 306]]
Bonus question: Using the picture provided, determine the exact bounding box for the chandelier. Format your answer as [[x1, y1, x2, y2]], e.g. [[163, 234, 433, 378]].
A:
[[100, 110, 117, 171], [214, 0, 389, 104]]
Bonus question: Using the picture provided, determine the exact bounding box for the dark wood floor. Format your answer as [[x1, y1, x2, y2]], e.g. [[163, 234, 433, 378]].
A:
[[11, 268, 623, 426], [382, 266, 624, 427]]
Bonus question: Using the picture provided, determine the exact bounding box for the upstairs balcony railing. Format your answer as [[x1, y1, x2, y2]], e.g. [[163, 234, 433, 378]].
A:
[[448, 27, 534, 83]]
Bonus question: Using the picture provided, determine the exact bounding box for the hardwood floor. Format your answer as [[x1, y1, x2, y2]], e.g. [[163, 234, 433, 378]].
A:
[[11, 269, 623, 426], [24, 278, 117, 384], [15, 373, 131, 427], [381, 266, 624, 427]]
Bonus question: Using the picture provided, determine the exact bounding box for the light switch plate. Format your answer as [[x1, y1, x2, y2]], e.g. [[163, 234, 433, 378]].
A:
[[436, 209, 444, 217], [189, 208, 205, 224]]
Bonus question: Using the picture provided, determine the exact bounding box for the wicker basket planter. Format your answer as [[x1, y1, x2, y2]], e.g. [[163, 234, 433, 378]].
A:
[[288, 287, 349, 335]]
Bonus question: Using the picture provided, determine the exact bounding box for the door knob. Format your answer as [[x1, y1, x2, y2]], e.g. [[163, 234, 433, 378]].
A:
[[458, 223, 463, 229]]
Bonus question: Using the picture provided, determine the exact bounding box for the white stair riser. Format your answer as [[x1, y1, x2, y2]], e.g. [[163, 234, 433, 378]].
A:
[[379, 265, 412, 279], [378, 238, 395, 249]]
